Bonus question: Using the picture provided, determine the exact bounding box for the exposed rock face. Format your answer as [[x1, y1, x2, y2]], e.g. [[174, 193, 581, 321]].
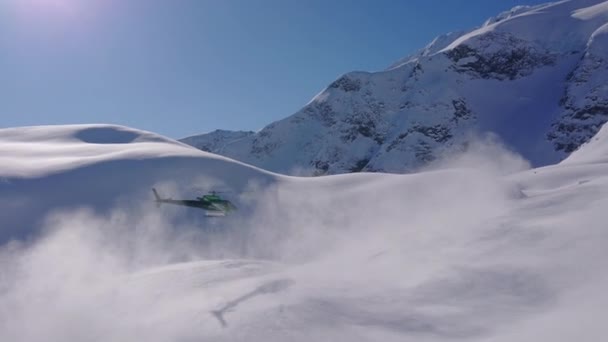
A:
[[182, 0, 608, 175], [548, 23, 608, 153], [446, 32, 556, 80]]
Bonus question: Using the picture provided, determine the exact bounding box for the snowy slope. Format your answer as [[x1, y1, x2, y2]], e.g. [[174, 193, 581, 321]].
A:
[[0, 124, 276, 241], [180, 129, 255, 154], [1, 123, 608, 341], [562, 116, 608, 163], [182, 0, 608, 175]]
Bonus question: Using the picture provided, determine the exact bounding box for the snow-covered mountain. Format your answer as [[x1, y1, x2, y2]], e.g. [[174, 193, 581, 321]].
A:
[[180, 129, 255, 153], [2, 123, 608, 341], [182, 0, 608, 175]]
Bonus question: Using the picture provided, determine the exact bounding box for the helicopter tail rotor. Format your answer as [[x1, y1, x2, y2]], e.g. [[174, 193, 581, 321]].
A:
[[152, 188, 162, 208]]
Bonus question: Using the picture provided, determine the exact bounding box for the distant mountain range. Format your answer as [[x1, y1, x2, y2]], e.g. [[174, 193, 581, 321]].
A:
[[181, 0, 608, 175]]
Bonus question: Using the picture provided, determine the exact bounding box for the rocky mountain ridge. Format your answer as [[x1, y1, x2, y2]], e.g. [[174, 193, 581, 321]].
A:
[[182, 0, 608, 175]]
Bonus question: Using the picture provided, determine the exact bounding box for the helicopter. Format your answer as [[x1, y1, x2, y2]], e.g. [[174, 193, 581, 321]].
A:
[[152, 188, 237, 216]]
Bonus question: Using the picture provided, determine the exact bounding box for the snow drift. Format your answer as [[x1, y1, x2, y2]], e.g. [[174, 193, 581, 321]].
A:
[[1, 123, 608, 341]]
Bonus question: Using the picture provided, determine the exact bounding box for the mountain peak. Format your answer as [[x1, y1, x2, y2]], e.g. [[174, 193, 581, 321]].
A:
[[183, 0, 608, 176]]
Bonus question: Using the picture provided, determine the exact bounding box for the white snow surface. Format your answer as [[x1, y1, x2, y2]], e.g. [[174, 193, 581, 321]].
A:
[[1, 123, 608, 341], [562, 118, 608, 163], [0, 124, 237, 177], [182, 0, 608, 176]]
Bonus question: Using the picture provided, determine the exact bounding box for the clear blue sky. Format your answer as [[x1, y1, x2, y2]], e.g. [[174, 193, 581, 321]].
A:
[[1, 0, 547, 139]]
